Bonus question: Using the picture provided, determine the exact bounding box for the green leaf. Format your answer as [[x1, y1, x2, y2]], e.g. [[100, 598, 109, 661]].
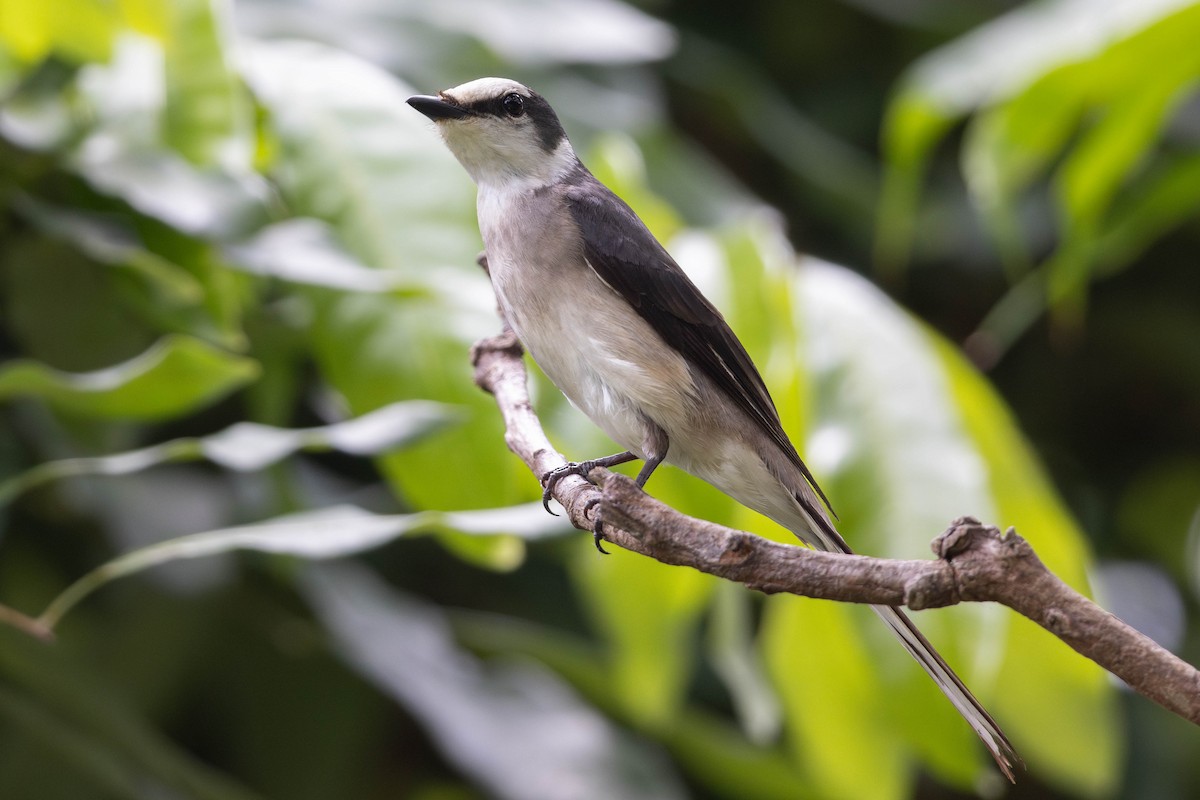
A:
[[960, 63, 1089, 275], [224, 218, 419, 292], [8, 193, 250, 347], [764, 596, 907, 800], [242, 39, 480, 272], [0, 335, 259, 420], [880, 0, 1200, 273], [777, 260, 1003, 787], [236, 0, 674, 68], [13, 193, 205, 306], [932, 335, 1120, 796], [571, 544, 713, 727], [0, 0, 120, 65], [1057, 4, 1200, 228], [1048, 4, 1200, 308], [34, 502, 570, 632], [876, 93, 957, 272], [244, 39, 528, 511], [69, 35, 270, 239], [74, 146, 271, 240], [162, 0, 250, 166], [0, 400, 455, 506], [303, 563, 689, 800], [898, 0, 1197, 116], [0, 234, 159, 371]]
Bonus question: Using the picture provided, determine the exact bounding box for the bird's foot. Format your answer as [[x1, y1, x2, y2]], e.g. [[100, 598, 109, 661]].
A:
[[540, 452, 636, 553], [540, 459, 604, 515]]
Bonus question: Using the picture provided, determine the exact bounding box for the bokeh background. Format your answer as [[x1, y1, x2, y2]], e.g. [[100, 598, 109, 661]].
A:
[[1, 1, 1199, 798]]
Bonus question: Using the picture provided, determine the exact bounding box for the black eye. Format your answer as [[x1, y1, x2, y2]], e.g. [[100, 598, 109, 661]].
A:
[[502, 93, 524, 117]]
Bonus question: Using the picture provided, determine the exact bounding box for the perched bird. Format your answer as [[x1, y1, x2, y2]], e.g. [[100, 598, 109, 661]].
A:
[[408, 77, 1019, 780]]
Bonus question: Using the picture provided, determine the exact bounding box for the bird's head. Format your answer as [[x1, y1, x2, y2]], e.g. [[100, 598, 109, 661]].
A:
[[407, 77, 576, 188]]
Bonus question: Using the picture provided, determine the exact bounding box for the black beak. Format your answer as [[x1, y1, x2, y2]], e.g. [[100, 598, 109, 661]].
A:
[[406, 95, 469, 121]]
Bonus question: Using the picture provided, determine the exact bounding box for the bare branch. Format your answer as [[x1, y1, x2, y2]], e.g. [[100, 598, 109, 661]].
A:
[[472, 329, 1200, 727]]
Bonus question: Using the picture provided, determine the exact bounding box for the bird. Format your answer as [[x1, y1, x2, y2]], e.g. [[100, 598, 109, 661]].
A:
[[407, 77, 1020, 781]]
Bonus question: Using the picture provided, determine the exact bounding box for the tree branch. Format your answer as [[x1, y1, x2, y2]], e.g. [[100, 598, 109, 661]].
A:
[[471, 328, 1200, 727]]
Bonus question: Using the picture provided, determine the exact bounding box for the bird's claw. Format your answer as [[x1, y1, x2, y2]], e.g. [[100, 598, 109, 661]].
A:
[[539, 460, 600, 516], [540, 463, 610, 554], [583, 496, 609, 554]]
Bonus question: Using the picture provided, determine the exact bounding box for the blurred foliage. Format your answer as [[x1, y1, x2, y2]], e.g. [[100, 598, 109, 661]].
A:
[[879, 0, 1200, 361], [0, 1, 1196, 799]]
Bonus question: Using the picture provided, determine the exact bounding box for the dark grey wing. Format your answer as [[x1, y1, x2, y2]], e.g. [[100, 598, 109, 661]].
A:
[[563, 175, 833, 513]]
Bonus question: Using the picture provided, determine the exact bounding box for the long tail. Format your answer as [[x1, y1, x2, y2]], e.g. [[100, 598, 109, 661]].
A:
[[870, 603, 1019, 781], [785, 487, 1021, 781]]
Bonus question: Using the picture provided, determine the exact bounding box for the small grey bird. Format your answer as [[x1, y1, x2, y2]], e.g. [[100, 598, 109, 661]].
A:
[[408, 77, 1019, 780]]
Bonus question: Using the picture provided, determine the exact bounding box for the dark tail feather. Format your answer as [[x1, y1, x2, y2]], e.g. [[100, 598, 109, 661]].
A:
[[871, 604, 1021, 781], [787, 489, 1022, 781]]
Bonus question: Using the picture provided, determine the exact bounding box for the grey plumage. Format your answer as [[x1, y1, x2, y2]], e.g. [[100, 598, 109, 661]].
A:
[[408, 77, 1019, 781]]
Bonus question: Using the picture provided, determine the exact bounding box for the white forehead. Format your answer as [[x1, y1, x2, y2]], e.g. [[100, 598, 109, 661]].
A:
[[444, 77, 530, 104]]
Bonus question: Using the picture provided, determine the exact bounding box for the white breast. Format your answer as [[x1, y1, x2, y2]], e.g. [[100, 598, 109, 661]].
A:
[[477, 181, 698, 457]]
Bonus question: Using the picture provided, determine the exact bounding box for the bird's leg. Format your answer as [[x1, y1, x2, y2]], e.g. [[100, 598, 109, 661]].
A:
[[581, 449, 669, 554], [540, 451, 639, 515], [542, 424, 669, 554], [633, 451, 666, 488], [589, 426, 669, 553]]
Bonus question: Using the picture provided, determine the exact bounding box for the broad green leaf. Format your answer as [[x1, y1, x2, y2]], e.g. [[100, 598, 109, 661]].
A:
[[880, 0, 1199, 270], [242, 39, 480, 272], [74, 146, 271, 240], [571, 545, 713, 727], [303, 563, 689, 800], [0, 627, 263, 800], [120, 0, 168, 39], [763, 596, 907, 800], [933, 338, 1120, 796], [8, 194, 250, 347], [960, 63, 1088, 275], [306, 291, 527, 512], [0, 0, 119, 64], [962, 64, 1087, 208], [243, 39, 525, 511], [236, 0, 674, 69], [0, 400, 455, 506], [34, 502, 570, 632], [70, 35, 270, 240], [900, 0, 1196, 116], [422, 0, 676, 65], [1057, 3, 1200, 227], [876, 93, 957, 270], [224, 218, 418, 292], [12, 193, 205, 306], [783, 260, 1001, 786], [163, 0, 250, 167], [1048, 4, 1200, 308], [0, 335, 258, 420], [0, 234, 158, 371], [659, 709, 813, 800]]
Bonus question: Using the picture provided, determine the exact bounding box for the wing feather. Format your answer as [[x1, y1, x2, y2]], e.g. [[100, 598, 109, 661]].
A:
[[563, 175, 832, 513]]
